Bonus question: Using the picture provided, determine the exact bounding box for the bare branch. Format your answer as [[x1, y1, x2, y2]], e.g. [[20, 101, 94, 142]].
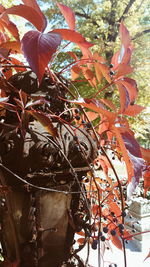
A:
[[75, 11, 99, 27], [118, 0, 137, 22], [132, 28, 150, 40]]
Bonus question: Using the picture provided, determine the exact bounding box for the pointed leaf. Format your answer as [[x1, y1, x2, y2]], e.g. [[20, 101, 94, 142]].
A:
[[71, 65, 81, 80], [28, 110, 58, 138], [67, 51, 78, 61], [0, 47, 9, 58], [94, 62, 103, 83], [114, 64, 133, 79], [112, 126, 134, 182], [52, 29, 93, 47], [116, 82, 130, 113], [100, 99, 116, 111], [82, 67, 97, 88], [0, 18, 19, 40], [111, 235, 123, 250], [98, 63, 111, 83], [85, 111, 99, 121], [140, 147, 150, 165], [57, 2, 75, 30], [123, 104, 145, 116], [93, 52, 106, 63], [122, 131, 145, 185], [21, 30, 62, 82], [0, 41, 21, 53], [118, 78, 138, 104], [1, 4, 46, 32], [144, 249, 150, 262], [22, 0, 47, 30], [119, 21, 131, 49], [72, 98, 116, 123]]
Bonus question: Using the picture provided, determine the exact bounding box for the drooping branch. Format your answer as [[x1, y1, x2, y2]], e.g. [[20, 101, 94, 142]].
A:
[[118, 0, 137, 22], [132, 28, 150, 40]]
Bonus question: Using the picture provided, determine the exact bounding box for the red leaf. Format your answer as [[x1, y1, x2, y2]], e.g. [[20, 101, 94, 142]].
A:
[[144, 249, 150, 262], [57, 2, 75, 30], [1, 4, 46, 32], [118, 78, 138, 104], [140, 147, 150, 165], [114, 64, 133, 79], [9, 57, 27, 72], [52, 29, 93, 47], [123, 104, 145, 116], [143, 168, 150, 196], [22, 0, 47, 30], [21, 30, 62, 82], [100, 99, 116, 111], [0, 18, 19, 40], [0, 41, 21, 53], [112, 126, 134, 182], [116, 82, 130, 113], [119, 21, 131, 49], [0, 47, 9, 58], [93, 52, 106, 63], [82, 67, 97, 88], [98, 63, 111, 83], [77, 237, 85, 245], [94, 62, 103, 83], [85, 111, 99, 121], [72, 98, 116, 123], [109, 201, 121, 217], [29, 111, 58, 138], [71, 65, 81, 80], [111, 235, 123, 250]]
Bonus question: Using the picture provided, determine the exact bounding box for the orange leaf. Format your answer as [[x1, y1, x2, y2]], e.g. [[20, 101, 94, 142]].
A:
[[76, 231, 85, 237], [144, 249, 150, 262], [94, 62, 103, 83], [98, 63, 111, 83], [52, 29, 93, 48], [0, 18, 19, 40], [67, 51, 78, 61], [118, 78, 138, 103], [73, 98, 116, 123], [77, 237, 85, 245], [114, 64, 133, 79], [82, 67, 97, 88], [22, 0, 47, 29], [111, 235, 123, 250], [116, 81, 129, 113], [85, 111, 99, 121], [112, 126, 134, 182], [119, 21, 131, 49], [71, 65, 81, 80], [0, 41, 21, 53], [2, 4, 46, 32], [100, 99, 116, 111], [109, 201, 121, 217], [28, 111, 58, 138], [93, 52, 106, 63], [123, 104, 145, 116], [57, 2, 75, 30], [143, 168, 150, 196], [140, 147, 150, 165]]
